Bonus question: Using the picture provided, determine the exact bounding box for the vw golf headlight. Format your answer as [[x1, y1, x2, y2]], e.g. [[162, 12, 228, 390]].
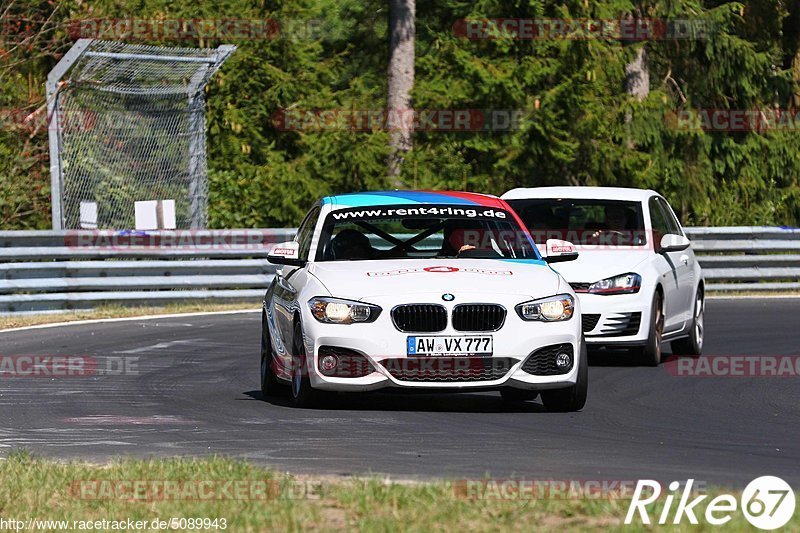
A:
[[308, 297, 381, 324], [516, 294, 574, 322], [588, 273, 641, 295]]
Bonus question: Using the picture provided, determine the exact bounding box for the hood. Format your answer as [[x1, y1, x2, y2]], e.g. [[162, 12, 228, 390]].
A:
[[543, 247, 650, 283], [307, 258, 560, 300]]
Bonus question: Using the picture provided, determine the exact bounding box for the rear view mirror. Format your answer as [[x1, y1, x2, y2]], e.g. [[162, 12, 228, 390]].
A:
[[268, 241, 306, 267], [659, 234, 690, 253], [544, 239, 579, 263]]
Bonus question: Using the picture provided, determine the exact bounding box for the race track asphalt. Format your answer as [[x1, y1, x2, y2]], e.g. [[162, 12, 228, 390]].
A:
[[1, 298, 798, 487]]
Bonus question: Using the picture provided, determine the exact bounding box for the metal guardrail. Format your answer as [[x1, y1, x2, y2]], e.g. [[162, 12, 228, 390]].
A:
[[683, 227, 800, 292], [0, 230, 293, 313], [0, 227, 797, 314]]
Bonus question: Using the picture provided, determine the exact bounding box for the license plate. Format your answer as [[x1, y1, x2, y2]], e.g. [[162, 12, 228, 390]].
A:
[[407, 336, 493, 356]]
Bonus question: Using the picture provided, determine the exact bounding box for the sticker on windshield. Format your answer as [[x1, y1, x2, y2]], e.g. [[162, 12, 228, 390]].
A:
[[330, 204, 508, 221]]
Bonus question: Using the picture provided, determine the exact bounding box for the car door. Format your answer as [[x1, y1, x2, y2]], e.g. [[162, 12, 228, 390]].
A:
[[657, 197, 695, 324], [271, 205, 321, 356], [648, 196, 686, 333]]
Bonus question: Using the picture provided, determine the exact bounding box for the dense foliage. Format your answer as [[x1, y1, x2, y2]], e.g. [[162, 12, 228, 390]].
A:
[[1, 0, 799, 228]]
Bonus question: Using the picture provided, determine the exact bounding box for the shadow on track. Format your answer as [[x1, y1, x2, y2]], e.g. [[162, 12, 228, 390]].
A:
[[242, 390, 553, 413], [587, 347, 677, 367]]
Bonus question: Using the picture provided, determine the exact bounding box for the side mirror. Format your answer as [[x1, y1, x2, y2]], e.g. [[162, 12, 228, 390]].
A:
[[544, 239, 579, 263], [268, 241, 306, 267], [659, 234, 690, 253]]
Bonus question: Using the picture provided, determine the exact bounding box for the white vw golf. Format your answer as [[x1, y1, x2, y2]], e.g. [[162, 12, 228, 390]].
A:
[[502, 187, 704, 366], [261, 190, 587, 410]]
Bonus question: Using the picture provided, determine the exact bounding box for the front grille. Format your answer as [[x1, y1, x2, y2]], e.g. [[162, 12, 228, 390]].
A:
[[380, 357, 513, 382], [587, 312, 642, 337], [582, 314, 601, 332], [318, 346, 374, 378], [391, 304, 447, 332], [452, 304, 506, 332], [521, 344, 574, 375], [569, 282, 590, 292]]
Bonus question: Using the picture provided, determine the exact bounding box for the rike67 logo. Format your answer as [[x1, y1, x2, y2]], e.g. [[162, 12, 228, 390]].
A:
[[625, 477, 795, 530]]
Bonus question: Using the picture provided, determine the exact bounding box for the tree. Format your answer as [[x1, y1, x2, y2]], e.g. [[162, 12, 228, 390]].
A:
[[386, 0, 415, 187], [1, 0, 799, 229]]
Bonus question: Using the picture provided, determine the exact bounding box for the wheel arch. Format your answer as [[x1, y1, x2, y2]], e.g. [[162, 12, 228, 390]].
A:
[[654, 282, 664, 305], [291, 311, 305, 355]]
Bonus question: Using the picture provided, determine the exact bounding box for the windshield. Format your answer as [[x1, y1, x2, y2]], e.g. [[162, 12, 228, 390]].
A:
[[506, 198, 647, 246], [315, 204, 539, 261]]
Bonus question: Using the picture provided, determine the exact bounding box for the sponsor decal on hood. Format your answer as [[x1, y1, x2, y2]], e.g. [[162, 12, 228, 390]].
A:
[[366, 265, 513, 277]]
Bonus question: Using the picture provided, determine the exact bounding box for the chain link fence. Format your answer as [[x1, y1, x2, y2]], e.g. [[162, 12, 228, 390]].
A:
[[48, 39, 235, 230]]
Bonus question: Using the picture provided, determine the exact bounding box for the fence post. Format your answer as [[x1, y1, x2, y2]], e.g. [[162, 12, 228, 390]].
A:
[[46, 39, 93, 231]]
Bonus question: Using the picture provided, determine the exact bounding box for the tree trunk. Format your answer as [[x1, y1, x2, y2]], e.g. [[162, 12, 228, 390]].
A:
[[387, 0, 415, 188], [792, 52, 800, 109], [783, 0, 800, 108], [624, 45, 649, 148], [625, 46, 650, 102]]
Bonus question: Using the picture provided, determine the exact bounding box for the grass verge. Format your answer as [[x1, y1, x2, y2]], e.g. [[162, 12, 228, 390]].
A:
[[0, 452, 795, 532], [708, 290, 800, 297], [0, 303, 259, 331]]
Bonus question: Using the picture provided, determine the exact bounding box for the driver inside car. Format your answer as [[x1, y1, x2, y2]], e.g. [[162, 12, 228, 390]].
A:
[[441, 221, 479, 257], [589, 204, 630, 241], [329, 229, 373, 260], [440, 220, 508, 258]]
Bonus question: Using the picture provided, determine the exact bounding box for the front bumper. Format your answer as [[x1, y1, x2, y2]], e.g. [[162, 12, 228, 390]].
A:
[[301, 296, 582, 392], [577, 291, 651, 345]]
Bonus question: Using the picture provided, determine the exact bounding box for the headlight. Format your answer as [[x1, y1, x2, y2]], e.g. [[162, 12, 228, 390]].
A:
[[516, 294, 574, 322], [588, 273, 641, 295], [308, 297, 381, 324]]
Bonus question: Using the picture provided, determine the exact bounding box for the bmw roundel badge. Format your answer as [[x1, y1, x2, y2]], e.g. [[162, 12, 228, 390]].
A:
[[442, 293, 455, 302]]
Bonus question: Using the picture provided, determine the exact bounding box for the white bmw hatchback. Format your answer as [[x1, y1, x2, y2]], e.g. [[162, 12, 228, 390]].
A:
[[261, 190, 587, 410], [502, 187, 704, 366]]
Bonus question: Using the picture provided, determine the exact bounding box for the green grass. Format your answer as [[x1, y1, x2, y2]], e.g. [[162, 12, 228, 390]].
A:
[[0, 452, 795, 532], [707, 290, 800, 297], [0, 303, 259, 331]]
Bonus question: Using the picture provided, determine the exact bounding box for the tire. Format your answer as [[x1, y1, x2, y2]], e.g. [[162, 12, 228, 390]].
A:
[[671, 287, 704, 356], [260, 311, 283, 398], [540, 337, 588, 412], [632, 291, 664, 367], [500, 388, 538, 403], [289, 320, 320, 408]]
